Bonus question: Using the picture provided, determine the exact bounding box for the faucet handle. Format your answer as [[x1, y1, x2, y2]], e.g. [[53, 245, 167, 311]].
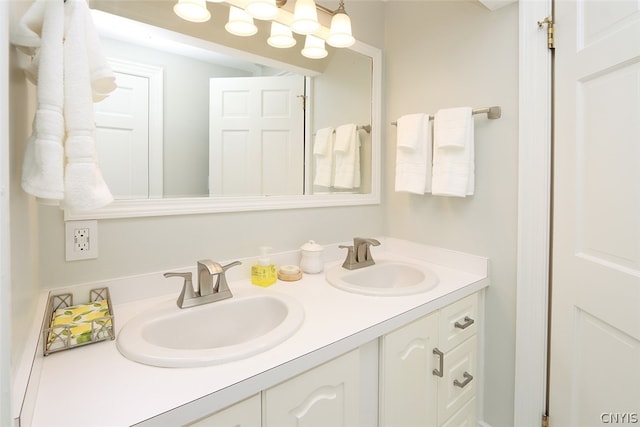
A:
[[216, 261, 242, 294], [339, 245, 356, 269], [221, 260, 242, 271], [164, 272, 197, 308]]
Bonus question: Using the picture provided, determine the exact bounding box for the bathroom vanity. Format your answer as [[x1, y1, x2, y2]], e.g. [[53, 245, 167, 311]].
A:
[[25, 238, 488, 426]]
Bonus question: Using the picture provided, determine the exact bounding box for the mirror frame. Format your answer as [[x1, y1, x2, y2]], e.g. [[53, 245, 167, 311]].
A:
[[65, 36, 381, 220]]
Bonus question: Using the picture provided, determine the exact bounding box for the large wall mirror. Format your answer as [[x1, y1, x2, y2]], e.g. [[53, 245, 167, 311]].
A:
[[67, 1, 381, 219]]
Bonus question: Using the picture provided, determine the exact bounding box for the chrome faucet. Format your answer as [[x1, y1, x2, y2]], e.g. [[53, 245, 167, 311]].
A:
[[339, 237, 381, 270], [164, 260, 241, 309]]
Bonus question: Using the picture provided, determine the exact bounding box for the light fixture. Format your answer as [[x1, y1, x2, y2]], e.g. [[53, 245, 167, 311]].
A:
[[327, 0, 354, 48], [225, 6, 258, 36], [173, 0, 356, 59], [268, 22, 297, 48], [173, 0, 211, 22], [245, 0, 279, 20], [291, 0, 320, 35], [301, 34, 327, 59]]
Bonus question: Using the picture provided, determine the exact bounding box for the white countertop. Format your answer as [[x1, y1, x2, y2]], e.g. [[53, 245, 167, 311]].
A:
[[28, 238, 488, 427]]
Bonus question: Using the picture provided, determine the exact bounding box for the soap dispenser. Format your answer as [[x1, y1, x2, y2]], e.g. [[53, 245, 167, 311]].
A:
[[251, 246, 277, 287]]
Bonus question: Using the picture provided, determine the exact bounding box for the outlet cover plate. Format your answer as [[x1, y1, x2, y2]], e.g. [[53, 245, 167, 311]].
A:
[[65, 220, 98, 261]]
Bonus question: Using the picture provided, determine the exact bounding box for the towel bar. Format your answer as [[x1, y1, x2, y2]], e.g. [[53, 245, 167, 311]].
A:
[[313, 124, 371, 136], [391, 106, 501, 126]]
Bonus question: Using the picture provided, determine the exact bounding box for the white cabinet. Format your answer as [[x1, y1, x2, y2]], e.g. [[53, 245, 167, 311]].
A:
[[380, 312, 439, 427], [380, 293, 479, 427], [185, 394, 261, 427], [181, 293, 480, 427], [263, 348, 361, 427]]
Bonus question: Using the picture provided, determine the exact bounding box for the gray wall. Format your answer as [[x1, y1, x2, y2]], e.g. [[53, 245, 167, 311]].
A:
[[383, 2, 519, 427], [8, 0, 41, 378]]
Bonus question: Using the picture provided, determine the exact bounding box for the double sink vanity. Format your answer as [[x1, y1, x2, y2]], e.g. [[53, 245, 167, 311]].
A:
[[27, 237, 488, 426]]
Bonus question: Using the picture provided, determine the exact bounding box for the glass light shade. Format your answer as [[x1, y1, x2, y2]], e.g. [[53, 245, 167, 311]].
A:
[[225, 6, 258, 36], [301, 35, 327, 59], [268, 22, 297, 48], [327, 11, 355, 48], [173, 0, 211, 22], [245, 0, 279, 20], [291, 0, 320, 35]]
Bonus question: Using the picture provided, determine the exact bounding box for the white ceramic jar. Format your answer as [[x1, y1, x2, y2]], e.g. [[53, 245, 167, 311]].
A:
[[299, 240, 324, 274]]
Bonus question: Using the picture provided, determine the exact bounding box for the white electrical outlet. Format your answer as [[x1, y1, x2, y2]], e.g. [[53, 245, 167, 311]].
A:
[[65, 220, 98, 261]]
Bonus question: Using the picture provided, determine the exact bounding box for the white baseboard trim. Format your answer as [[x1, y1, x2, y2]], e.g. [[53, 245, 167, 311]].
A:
[[478, 421, 494, 427]]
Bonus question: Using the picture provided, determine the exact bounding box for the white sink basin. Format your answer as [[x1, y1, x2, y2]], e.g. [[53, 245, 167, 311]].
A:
[[117, 293, 304, 368], [325, 259, 439, 296]]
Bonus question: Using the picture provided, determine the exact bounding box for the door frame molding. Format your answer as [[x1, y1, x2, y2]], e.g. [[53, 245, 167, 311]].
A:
[[514, 0, 553, 426]]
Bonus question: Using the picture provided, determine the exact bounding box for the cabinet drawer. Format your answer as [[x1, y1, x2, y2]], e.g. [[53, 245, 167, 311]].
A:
[[437, 336, 477, 425], [438, 293, 478, 352], [440, 397, 476, 427]]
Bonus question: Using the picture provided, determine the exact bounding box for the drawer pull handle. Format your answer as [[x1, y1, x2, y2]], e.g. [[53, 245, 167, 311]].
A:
[[454, 316, 475, 330], [453, 372, 474, 388], [432, 348, 444, 377]]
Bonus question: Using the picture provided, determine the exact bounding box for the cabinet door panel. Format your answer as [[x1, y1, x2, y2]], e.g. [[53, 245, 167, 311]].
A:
[[380, 312, 439, 427], [264, 349, 360, 427]]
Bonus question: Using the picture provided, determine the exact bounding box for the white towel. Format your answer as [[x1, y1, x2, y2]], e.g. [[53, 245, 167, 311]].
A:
[[313, 127, 334, 187], [11, 0, 117, 210], [394, 113, 431, 194], [432, 107, 475, 197], [333, 124, 360, 189], [63, 0, 115, 211], [12, 0, 66, 202]]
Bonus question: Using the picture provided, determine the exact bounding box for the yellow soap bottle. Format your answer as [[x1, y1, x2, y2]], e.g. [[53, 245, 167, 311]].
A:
[[251, 246, 277, 287]]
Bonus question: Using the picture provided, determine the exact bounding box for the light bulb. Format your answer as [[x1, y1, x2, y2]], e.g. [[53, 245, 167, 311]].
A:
[[268, 22, 297, 48], [225, 6, 258, 36], [291, 0, 320, 35], [173, 0, 211, 23], [301, 35, 327, 59], [245, 0, 279, 20]]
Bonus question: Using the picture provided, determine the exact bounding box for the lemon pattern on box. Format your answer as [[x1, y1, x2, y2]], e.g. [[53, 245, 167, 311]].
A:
[[48, 300, 112, 348]]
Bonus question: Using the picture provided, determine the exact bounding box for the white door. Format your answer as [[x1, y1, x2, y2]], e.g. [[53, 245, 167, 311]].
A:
[[209, 75, 304, 196], [550, 1, 640, 426], [94, 71, 150, 199]]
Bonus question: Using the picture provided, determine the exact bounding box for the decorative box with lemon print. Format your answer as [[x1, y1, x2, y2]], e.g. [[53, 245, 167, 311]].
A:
[[43, 288, 115, 356]]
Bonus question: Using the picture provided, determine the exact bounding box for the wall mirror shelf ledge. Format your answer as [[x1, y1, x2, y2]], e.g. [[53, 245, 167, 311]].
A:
[[66, 3, 381, 220]]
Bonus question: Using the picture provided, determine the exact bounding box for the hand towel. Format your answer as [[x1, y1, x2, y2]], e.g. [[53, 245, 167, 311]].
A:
[[333, 123, 361, 189], [12, 0, 117, 210], [432, 107, 475, 197], [394, 113, 431, 194], [313, 127, 334, 187], [63, 0, 114, 211], [12, 0, 66, 202]]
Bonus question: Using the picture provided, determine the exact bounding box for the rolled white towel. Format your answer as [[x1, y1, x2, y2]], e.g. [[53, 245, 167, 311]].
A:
[[432, 107, 475, 197], [395, 113, 431, 194], [333, 123, 360, 189]]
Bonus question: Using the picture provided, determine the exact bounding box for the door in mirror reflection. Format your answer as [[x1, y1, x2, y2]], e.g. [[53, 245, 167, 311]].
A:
[[209, 75, 305, 196]]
